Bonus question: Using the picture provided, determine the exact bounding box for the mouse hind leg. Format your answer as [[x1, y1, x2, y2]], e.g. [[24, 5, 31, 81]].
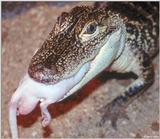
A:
[[18, 95, 39, 115], [39, 99, 53, 127]]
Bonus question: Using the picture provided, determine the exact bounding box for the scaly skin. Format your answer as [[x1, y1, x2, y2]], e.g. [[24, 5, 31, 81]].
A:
[[94, 2, 159, 128], [9, 2, 159, 138]]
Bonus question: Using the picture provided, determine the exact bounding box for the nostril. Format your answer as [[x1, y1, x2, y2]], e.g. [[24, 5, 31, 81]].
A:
[[29, 64, 45, 74], [35, 64, 44, 71]]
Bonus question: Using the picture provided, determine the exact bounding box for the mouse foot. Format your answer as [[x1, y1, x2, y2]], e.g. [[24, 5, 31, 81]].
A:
[[41, 112, 51, 127], [40, 99, 52, 127], [97, 96, 129, 129]]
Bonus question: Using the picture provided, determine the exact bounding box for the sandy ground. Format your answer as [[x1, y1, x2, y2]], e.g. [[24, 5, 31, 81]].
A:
[[2, 2, 159, 138]]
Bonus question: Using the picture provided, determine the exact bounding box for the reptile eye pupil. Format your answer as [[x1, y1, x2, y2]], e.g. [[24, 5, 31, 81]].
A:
[[86, 23, 97, 34], [90, 24, 94, 31]]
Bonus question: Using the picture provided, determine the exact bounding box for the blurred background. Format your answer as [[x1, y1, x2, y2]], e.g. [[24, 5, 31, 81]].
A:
[[1, 2, 159, 138]]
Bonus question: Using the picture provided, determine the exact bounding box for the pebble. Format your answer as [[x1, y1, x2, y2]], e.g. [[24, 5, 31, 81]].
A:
[[122, 120, 127, 125], [130, 132, 136, 137], [32, 131, 38, 137]]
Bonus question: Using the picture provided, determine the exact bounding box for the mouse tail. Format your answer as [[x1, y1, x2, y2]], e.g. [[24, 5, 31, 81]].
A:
[[9, 92, 21, 139], [9, 101, 18, 138]]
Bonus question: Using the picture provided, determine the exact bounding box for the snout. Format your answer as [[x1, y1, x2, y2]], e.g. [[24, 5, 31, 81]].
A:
[[28, 64, 58, 84]]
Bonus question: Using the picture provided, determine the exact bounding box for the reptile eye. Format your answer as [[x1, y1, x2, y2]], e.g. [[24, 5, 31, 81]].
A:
[[85, 22, 97, 34]]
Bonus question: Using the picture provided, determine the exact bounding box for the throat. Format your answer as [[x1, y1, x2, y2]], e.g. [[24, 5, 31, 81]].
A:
[[114, 25, 126, 60], [59, 27, 124, 101]]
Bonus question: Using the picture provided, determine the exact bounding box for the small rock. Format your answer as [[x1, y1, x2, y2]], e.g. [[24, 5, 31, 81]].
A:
[[32, 131, 38, 137], [122, 120, 127, 125], [130, 132, 136, 137]]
